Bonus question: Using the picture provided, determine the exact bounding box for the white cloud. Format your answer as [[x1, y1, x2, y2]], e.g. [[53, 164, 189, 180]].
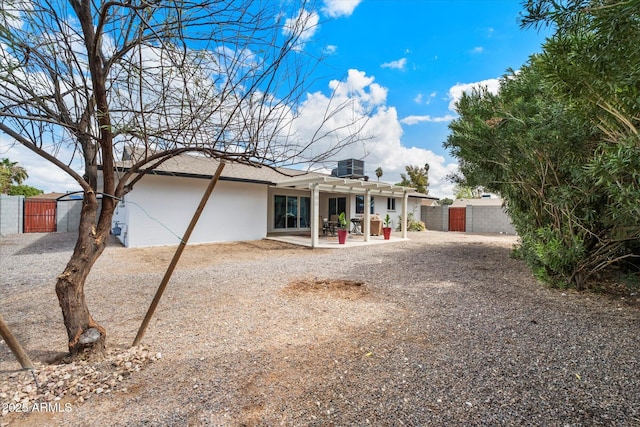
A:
[[290, 69, 457, 198], [447, 78, 500, 112], [413, 91, 437, 105], [0, 0, 32, 30], [368, 146, 458, 199], [324, 44, 338, 55], [400, 114, 456, 125], [327, 69, 388, 105], [322, 0, 362, 18], [381, 57, 407, 70], [0, 135, 82, 193], [2, 61, 459, 198], [282, 9, 319, 50], [472, 46, 484, 53]]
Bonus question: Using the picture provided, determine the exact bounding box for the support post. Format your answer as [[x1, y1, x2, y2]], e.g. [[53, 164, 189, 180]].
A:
[[402, 191, 409, 239], [132, 162, 225, 347], [0, 313, 34, 370], [311, 183, 319, 248], [363, 190, 371, 242]]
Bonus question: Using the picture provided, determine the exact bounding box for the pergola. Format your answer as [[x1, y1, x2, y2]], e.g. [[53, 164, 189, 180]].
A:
[[276, 175, 416, 248]]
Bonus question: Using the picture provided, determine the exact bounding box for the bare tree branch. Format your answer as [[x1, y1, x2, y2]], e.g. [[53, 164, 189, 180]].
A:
[[0, 0, 371, 358]]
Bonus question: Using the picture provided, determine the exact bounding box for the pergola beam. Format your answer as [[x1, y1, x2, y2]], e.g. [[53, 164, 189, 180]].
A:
[[276, 176, 416, 197]]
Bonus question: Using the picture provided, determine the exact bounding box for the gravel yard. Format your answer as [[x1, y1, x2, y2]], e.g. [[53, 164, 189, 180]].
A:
[[1, 231, 639, 426]]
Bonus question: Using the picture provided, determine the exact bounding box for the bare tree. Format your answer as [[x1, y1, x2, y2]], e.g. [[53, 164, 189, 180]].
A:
[[0, 0, 368, 359]]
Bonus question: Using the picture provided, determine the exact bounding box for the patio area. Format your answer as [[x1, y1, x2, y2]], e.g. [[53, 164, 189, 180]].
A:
[[266, 233, 408, 248]]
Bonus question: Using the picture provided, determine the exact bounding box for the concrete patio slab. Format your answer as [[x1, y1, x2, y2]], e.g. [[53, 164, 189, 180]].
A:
[[265, 234, 408, 248]]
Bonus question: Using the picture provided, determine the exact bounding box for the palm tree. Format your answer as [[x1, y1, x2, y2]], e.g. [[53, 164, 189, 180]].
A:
[[0, 158, 28, 193], [375, 167, 383, 182], [0, 166, 10, 194]]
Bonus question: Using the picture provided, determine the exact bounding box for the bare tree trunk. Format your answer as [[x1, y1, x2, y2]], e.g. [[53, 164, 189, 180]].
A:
[[2, 0, 371, 361], [55, 192, 113, 359]]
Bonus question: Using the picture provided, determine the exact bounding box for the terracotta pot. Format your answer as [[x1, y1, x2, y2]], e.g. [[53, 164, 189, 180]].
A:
[[337, 229, 348, 244], [382, 227, 392, 240]]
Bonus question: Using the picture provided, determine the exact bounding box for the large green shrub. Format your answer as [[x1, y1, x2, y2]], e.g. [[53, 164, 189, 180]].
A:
[[446, 49, 640, 290]]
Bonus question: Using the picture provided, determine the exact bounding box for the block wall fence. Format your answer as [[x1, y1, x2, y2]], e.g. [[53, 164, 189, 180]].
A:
[[421, 204, 516, 234]]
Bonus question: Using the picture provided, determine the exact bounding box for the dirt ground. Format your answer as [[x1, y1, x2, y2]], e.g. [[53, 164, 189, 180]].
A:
[[1, 231, 639, 426]]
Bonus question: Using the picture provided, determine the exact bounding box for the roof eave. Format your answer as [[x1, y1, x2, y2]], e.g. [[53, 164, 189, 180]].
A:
[[106, 166, 276, 186]]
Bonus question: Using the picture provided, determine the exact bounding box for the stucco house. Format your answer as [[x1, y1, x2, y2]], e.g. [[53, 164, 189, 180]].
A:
[[107, 154, 432, 248]]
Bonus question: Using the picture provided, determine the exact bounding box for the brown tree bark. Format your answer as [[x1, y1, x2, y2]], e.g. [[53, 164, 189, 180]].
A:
[[51, 0, 119, 361], [55, 190, 115, 359]]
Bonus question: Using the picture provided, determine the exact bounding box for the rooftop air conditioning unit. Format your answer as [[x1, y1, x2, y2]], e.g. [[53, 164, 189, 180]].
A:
[[334, 159, 365, 179]]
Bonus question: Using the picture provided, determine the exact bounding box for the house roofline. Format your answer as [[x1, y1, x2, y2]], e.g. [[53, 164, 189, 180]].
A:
[[104, 166, 276, 186], [408, 193, 440, 201]]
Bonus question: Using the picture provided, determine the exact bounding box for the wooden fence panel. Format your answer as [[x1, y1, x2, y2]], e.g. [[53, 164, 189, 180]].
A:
[[24, 199, 57, 233], [448, 207, 466, 232]]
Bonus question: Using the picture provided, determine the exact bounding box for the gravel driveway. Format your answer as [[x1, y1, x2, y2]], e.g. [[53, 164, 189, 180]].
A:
[[1, 231, 639, 426]]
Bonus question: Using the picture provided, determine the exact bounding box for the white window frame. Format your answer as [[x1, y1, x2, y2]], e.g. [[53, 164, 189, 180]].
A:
[[387, 197, 396, 211]]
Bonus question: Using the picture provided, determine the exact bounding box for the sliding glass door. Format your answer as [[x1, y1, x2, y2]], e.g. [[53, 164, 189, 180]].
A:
[[274, 195, 310, 230]]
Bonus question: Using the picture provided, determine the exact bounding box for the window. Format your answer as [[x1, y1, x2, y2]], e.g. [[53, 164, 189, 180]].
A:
[[299, 196, 310, 228], [328, 197, 347, 218], [356, 195, 364, 214], [274, 195, 287, 229], [356, 195, 375, 214], [286, 196, 298, 228], [274, 195, 310, 229], [387, 197, 396, 211]]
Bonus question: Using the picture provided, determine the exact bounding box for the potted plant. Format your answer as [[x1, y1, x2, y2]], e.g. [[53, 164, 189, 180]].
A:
[[337, 212, 349, 244], [382, 214, 392, 240]]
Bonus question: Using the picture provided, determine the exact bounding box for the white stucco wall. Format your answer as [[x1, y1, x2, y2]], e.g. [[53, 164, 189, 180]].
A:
[[366, 195, 421, 226], [122, 175, 268, 247], [408, 198, 422, 222]]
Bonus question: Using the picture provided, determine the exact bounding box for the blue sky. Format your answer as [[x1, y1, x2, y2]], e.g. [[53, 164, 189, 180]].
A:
[[336, 0, 543, 154], [292, 0, 552, 197], [1, 0, 551, 198]]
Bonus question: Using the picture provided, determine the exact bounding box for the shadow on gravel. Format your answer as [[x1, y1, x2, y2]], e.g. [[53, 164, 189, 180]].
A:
[[0, 348, 67, 372], [14, 232, 123, 255]]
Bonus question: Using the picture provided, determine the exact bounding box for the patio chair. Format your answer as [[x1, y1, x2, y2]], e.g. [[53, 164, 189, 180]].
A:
[[319, 216, 330, 236], [329, 214, 340, 236]]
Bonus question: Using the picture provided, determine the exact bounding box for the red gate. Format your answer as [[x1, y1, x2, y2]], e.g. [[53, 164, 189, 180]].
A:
[[24, 199, 57, 233], [448, 207, 466, 232]]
